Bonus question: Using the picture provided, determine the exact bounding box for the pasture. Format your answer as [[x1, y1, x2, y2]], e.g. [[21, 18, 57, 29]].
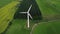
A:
[[32, 20, 60, 34], [0, 0, 60, 34]]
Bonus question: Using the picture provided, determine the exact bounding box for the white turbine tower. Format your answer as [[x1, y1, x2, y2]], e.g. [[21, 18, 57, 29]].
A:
[[19, 4, 32, 28]]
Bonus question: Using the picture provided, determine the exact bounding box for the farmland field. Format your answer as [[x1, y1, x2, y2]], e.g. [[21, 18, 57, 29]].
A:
[[36, 0, 60, 19], [0, 1, 19, 33], [5, 19, 30, 34], [32, 20, 60, 34], [0, 0, 15, 8], [0, 0, 60, 34]]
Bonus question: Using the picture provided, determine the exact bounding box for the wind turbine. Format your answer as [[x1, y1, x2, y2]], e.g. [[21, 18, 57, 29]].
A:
[[19, 4, 33, 28]]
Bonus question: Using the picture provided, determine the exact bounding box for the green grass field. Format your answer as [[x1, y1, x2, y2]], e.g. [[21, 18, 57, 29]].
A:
[[32, 20, 60, 34], [0, 0, 13, 8], [0, 0, 18, 8], [5, 19, 30, 34], [0, 1, 19, 33], [36, 0, 60, 19], [0, 0, 60, 34]]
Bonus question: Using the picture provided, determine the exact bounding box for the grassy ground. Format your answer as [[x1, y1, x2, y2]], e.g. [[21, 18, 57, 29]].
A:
[[0, 0, 18, 8], [4, 19, 38, 34], [32, 20, 60, 34], [0, 1, 19, 33], [0, 0, 15, 8], [36, 0, 60, 19], [5, 19, 30, 34]]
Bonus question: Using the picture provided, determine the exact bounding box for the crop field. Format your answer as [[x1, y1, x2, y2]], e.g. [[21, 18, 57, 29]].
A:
[[0, 0, 60, 34], [0, 0, 19, 34]]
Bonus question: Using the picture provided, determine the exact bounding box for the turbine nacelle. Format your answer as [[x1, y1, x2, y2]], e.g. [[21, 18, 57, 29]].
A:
[[20, 12, 32, 19]]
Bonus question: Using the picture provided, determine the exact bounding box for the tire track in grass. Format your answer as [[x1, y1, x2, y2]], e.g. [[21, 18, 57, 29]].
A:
[[30, 24, 37, 34]]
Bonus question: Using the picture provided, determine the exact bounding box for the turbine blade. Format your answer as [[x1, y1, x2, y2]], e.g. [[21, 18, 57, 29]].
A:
[[27, 4, 32, 13], [29, 14, 33, 19], [19, 12, 27, 14]]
